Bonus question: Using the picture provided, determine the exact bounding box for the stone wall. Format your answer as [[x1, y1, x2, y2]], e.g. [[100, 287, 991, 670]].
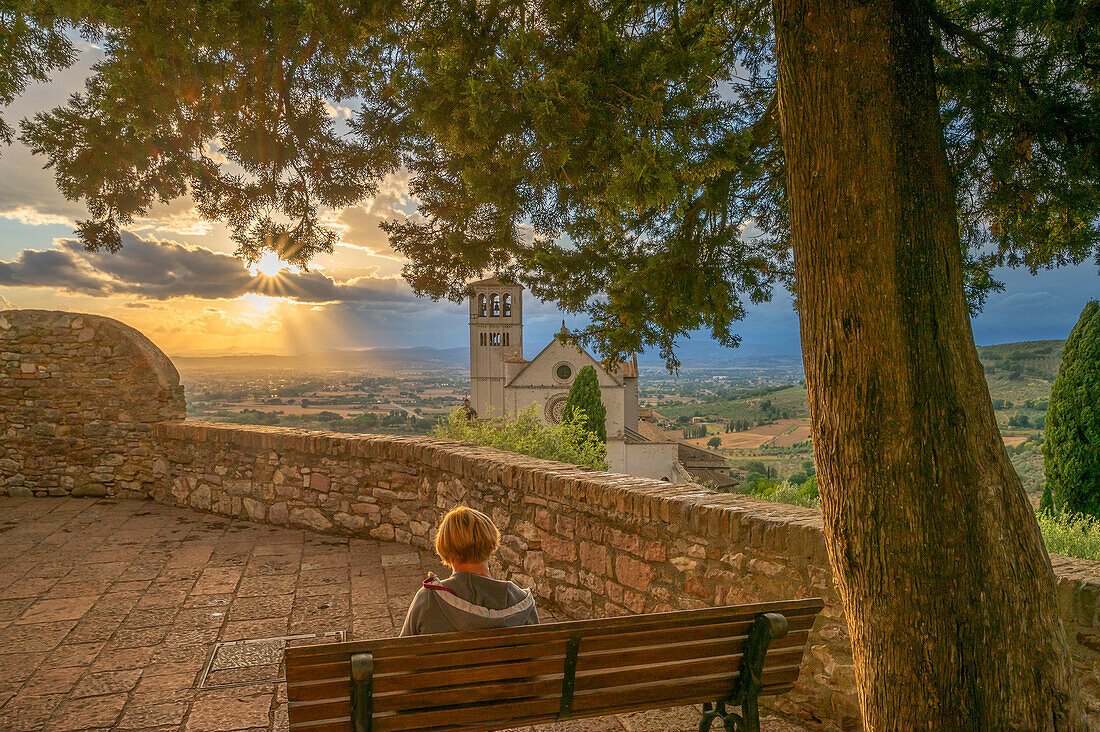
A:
[[0, 310, 185, 498], [151, 421, 1100, 729]]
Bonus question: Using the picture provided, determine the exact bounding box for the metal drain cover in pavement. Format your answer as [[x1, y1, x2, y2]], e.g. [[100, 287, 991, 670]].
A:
[[199, 631, 346, 688]]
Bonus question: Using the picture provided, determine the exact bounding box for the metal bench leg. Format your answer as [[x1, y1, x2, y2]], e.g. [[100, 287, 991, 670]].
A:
[[351, 652, 374, 732], [699, 612, 789, 732], [699, 701, 733, 731]]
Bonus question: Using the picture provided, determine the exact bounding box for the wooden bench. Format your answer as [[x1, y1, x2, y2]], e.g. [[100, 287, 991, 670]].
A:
[[286, 597, 824, 732]]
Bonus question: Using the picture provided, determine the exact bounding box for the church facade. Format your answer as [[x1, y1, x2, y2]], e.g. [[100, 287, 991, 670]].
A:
[[468, 278, 680, 482]]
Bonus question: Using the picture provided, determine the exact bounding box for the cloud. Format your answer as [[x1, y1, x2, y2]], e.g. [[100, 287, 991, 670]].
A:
[[0, 294, 13, 310], [0, 232, 425, 306], [971, 264, 1099, 344], [0, 206, 74, 228], [329, 171, 412, 261]]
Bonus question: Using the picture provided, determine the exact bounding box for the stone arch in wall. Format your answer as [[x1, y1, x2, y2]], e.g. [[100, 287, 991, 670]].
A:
[[0, 310, 186, 498]]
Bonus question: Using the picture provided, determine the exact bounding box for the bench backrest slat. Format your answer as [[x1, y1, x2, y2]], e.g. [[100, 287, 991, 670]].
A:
[[286, 598, 824, 732]]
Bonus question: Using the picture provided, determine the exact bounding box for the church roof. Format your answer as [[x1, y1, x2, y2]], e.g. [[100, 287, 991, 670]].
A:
[[469, 276, 520, 287], [635, 419, 676, 444], [602, 354, 639, 378], [505, 338, 624, 388]]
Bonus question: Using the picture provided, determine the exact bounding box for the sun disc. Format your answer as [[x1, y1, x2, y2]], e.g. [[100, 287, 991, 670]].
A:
[[249, 252, 286, 278]]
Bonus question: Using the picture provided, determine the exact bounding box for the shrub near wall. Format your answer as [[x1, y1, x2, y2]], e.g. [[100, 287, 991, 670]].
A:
[[0, 310, 185, 498], [151, 421, 1100, 729]]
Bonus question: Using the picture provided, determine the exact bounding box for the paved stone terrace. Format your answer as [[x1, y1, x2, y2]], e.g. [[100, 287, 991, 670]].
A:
[[0, 498, 805, 731]]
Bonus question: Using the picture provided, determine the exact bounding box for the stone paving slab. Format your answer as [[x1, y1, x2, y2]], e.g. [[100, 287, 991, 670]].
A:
[[0, 498, 806, 731]]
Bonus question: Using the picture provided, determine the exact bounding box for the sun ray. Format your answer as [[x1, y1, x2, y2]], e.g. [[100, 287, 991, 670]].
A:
[[249, 252, 287, 278]]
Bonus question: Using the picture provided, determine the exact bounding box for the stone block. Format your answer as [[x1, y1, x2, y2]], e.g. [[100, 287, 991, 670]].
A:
[[579, 541, 608, 574], [243, 497, 267, 522], [72, 484, 109, 498], [614, 554, 652, 592], [541, 532, 577, 563]]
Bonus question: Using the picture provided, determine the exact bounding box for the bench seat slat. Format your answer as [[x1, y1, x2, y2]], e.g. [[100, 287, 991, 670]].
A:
[[372, 696, 563, 732], [576, 645, 808, 694], [571, 663, 804, 714], [376, 677, 565, 713], [577, 614, 815, 663], [367, 639, 571, 675], [373, 657, 565, 694]]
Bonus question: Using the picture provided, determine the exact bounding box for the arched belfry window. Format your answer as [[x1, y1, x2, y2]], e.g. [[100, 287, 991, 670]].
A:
[[490, 294, 501, 317], [502, 293, 512, 317], [478, 294, 487, 317]]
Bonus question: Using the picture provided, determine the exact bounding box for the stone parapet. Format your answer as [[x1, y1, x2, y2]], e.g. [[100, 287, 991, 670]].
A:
[[151, 421, 1100, 729], [0, 310, 185, 498]]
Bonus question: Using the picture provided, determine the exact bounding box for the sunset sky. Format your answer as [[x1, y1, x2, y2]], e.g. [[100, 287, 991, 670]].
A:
[[1, 40, 1095, 360]]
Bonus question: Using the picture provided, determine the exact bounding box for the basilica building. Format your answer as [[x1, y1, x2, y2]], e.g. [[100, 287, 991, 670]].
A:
[[468, 278, 681, 482]]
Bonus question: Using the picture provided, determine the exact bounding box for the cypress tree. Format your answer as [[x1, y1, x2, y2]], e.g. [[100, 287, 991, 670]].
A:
[[1043, 300, 1100, 519], [562, 365, 606, 443], [1038, 483, 1055, 516]]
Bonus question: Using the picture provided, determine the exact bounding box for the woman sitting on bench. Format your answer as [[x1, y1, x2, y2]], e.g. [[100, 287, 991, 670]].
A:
[[400, 505, 539, 636]]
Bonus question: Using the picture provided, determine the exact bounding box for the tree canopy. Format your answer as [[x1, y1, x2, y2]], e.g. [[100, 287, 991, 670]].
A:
[[1044, 299, 1100, 518], [562, 364, 606, 442], [4, 0, 1099, 366]]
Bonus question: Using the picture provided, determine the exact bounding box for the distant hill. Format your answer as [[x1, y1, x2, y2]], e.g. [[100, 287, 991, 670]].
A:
[[654, 339, 1066, 423], [174, 346, 469, 373], [976, 339, 1064, 381]]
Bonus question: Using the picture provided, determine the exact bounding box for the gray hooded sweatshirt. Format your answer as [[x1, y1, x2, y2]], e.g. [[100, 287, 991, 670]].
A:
[[399, 571, 539, 636]]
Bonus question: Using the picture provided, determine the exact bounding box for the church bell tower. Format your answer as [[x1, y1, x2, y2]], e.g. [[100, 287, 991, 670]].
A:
[[468, 278, 524, 419]]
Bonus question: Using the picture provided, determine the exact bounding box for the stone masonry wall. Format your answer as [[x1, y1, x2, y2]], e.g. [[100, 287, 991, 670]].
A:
[[152, 421, 1100, 729], [0, 310, 185, 498]]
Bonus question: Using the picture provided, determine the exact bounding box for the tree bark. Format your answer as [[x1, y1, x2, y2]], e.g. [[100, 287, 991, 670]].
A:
[[771, 1, 1085, 728]]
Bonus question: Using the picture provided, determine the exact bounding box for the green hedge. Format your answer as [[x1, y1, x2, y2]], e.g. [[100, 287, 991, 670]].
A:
[[432, 406, 608, 470]]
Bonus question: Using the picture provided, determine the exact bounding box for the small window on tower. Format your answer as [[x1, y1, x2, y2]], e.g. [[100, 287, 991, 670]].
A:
[[480, 332, 487, 346], [503, 332, 509, 346], [478, 294, 487, 317], [490, 294, 501, 316], [503, 294, 512, 317]]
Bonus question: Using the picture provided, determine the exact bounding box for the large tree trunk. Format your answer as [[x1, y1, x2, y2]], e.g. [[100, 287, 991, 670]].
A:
[[771, 1, 1085, 728]]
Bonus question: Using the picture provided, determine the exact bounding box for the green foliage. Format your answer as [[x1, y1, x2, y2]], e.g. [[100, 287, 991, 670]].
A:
[[682, 424, 707, 439], [1044, 301, 1100, 518], [708, 435, 722, 449], [1036, 510, 1100, 561], [432, 406, 608, 471], [5, 5, 1098, 364], [190, 406, 436, 434], [1006, 434, 1046, 493], [660, 384, 808, 422], [736, 474, 819, 509], [1039, 483, 1054, 515], [0, 6, 74, 152], [562, 365, 606, 442]]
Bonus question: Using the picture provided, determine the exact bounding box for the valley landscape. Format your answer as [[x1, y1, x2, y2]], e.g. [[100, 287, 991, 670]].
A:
[[177, 338, 1062, 500]]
